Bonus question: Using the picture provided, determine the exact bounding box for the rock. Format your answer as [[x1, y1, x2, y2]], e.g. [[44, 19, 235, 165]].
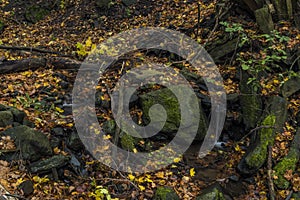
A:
[[95, 0, 111, 8], [29, 154, 70, 173], [139, 86, 208, 141], [195, 184, 227, 200], [153, 186, 180, 200], [122, 0, 137, 7], [8, 107, 26, 124], [1, 125, 52, 161], [95, 91, 110, 109], [18, 180, 34, 196], [280, 76, 300, 97], [264, 96, 288, 133], [67, 130, 84, 151], [51, 127, 64, 136], [22, 118, 35, 128], [102, 120, 116, 135], [254, 6, 274, 33], [120, 132, 136, 151], [239, 72, 262, 130], [223, 180, 246, 198], [237, 115, 276, 175], [25, 5, 49, 23], [273, 129, 300, 189], [0, 111, 14, 127]]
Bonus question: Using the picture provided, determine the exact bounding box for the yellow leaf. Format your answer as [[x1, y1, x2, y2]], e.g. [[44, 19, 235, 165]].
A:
[[155, 171, 164, 179], [128, 174, 135, 181], [66, 123, 73, 127], [190, 168, 195, 177], [173, 157, 181, 163], [55, 107, 64, 113], [138, 184, 145, 191], [103, 134, 111, 140], [7, 84, 14, 92], [85, 37, 92, 47], [234, 144, 241, 151], [16, 178, 24, 186], [133, 148, 137, 153], [53, 147, 60, 154]]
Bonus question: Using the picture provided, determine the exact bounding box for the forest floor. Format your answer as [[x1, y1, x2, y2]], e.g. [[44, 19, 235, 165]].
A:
[[0, 0, 300, 199]]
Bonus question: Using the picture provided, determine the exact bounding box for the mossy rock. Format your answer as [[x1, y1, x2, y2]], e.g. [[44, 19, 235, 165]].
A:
[[95, 0, 112, 8], [0, 111, 14, 127], [153, 186, 180, 200], [120, 132, 136, 151], [245, 115, 275, 168], [273, 129, 300, 189], [238, 115, 276, 174], [139, 86, 208, 141], [196, 186, 226, 200], [25, 5, 49, 23], [239, 71, 262, 129]]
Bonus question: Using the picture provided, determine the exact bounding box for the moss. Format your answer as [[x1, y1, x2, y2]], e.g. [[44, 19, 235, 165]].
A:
[[245, 115, 276, 168], [154, 186, 180, 200], [120, 133, 135, 151], [274, 148, 299, 189]]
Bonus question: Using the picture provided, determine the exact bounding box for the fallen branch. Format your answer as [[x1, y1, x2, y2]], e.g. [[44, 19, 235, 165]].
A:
[[0, 45, 70, 57], [0, 57, 82, 74]]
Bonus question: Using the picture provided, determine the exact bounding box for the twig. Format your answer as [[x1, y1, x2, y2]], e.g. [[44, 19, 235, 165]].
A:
[[0, 45, 71, 57], [267, 145, 275, 200], [203, 1, 233, 47], [239, 125, 275, 142], [229, 34, 240, 66], [289, 55, 300, 71], [196, 3, 201, 38], [3, 193, 29, 200]]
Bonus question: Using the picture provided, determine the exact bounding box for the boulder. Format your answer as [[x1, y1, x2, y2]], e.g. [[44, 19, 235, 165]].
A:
[[1, 125, 52, 161], [0, 111, 14, 127], [29, 154, 70, 173], [139, 87, 208, 141], [280, 76, 300, 98], [273, 129, 300, 189], [195, 184, 227, 200], [153, 186, 180, 200]]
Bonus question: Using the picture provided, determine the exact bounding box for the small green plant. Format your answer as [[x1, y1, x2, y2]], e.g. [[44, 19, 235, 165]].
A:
[[89, 178, 111, 200], [221, 22, 290, 91], [76, 37, 96, 58]]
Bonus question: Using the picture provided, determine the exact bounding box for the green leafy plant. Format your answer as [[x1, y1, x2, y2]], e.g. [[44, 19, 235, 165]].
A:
[[76, 37, 96, 58], [89, 178, 111, 200], [221, 22, 290, 91]]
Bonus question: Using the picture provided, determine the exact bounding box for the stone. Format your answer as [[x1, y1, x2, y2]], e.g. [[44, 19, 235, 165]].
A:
[[139, 86, 208, 141], [273, 129, 300, 189], [280, 76, 300, 98], [29, 154, 70, 173], [1, 125, 52, 161], [0, 111, 14, 127], [255, 6, 274, 34], [25, 5, 49, 23], [122, 0, 137, 7], [153, 186, 180, 200], [102, 120, 116, 135], [238, 115, 276, 175], [8, 107, 26, 123], [18, 180, 34, 196], [239, 71, 262, 130], [195, 184, 227, 200], [67, 130, 84, 151]]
